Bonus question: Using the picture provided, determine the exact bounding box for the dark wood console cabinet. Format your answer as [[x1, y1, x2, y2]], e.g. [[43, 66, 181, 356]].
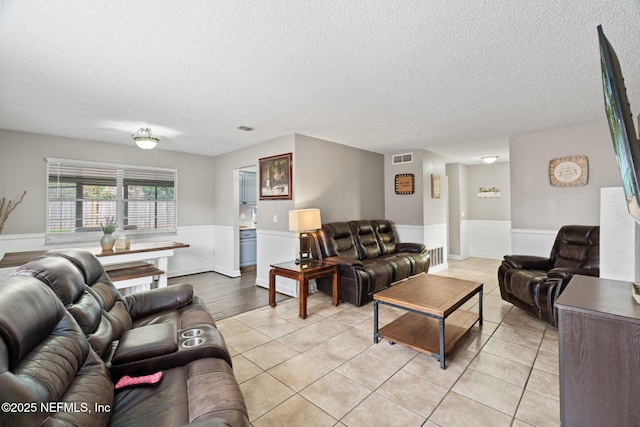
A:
[[555, 274, 640, 427]]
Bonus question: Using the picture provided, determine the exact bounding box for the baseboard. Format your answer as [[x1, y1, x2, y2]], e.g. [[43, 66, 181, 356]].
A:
[[429, 262, 448, 273]]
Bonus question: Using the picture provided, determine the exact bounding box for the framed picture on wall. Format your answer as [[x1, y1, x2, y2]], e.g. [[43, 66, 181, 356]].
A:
[[259, 153, 292, 200]]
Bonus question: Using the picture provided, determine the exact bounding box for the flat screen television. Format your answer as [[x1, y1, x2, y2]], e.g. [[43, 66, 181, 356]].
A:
[[598, 25, 640, 222]]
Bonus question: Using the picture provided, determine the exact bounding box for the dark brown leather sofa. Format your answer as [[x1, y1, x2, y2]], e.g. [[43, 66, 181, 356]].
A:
[[311, 219, 430, 306], [1, 249, 250, 426], [498, 225, 600, 326]]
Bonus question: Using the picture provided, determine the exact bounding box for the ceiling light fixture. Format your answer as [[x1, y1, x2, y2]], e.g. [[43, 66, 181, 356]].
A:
[[131, 127, 159, 150], [481, 155, 499, 164]]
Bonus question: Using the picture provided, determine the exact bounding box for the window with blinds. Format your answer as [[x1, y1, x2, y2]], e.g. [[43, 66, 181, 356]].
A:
[[46, 158, 177, 243]]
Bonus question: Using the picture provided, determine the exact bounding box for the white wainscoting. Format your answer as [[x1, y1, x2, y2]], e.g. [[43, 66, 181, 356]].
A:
[[465, 220, 512, 260], [393, 224, 424, 245], [0, 226, 219, 278], [255, 229, 300, 297], [394, 223, 448, 272], [209, 225, 239, 278], [510, 228, 558, 257]]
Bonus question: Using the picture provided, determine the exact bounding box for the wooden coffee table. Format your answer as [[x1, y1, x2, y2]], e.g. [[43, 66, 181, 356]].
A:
[[373, 274, 482, 369]]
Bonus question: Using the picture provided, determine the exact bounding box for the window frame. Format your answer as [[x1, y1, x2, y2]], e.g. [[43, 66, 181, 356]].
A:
[[46, 158, 178, 244]]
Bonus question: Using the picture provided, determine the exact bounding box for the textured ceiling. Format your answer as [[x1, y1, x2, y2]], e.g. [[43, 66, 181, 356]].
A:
[[1, 1, 639, 164]]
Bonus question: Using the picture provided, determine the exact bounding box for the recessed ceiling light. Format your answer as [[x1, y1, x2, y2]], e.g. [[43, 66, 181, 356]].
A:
[[237, 126, 254, 132]]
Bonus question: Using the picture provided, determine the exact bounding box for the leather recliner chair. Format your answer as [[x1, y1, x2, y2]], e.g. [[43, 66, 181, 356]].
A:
[[498, 225, 600, 326]]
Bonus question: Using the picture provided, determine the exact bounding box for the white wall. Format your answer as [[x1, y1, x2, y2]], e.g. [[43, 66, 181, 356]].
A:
[[600, 187, 640, 281], [447, 161, 511, 260]]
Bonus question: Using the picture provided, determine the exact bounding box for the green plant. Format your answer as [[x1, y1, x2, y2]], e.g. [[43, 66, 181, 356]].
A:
[[100, 216, 117, 234]]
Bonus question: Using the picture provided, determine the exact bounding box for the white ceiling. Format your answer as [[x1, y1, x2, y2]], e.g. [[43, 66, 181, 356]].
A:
[[1, 1, 639, 164]]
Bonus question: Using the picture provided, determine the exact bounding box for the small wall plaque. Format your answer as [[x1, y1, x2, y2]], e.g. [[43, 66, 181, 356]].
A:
[[431, 174, 441, 199], [549, 156, 588, 187], [395, 174, 415, 194]]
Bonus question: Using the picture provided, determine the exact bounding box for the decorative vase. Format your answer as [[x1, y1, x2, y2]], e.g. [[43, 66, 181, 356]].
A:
[[100, 233, 116, 251]]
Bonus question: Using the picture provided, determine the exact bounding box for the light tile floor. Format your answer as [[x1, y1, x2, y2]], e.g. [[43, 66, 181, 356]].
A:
[[215, 258, 560, 426]]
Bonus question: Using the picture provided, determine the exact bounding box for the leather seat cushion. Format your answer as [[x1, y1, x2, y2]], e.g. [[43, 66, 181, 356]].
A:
[[377, 254, 412, 281], [110, 358, 248, 426], [360, 259, 393, 293]]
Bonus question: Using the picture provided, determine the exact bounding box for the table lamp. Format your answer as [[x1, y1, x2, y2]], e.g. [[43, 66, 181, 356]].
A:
[[288, 208, 322, 264]]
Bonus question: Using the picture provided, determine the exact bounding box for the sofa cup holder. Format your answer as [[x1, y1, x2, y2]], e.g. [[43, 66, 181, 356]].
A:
[[182, 337, 205, 348], [181, 328, 203, 339]]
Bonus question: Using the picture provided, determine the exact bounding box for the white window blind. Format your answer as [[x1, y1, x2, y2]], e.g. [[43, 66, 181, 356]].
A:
[[46, 158, 177, 243]]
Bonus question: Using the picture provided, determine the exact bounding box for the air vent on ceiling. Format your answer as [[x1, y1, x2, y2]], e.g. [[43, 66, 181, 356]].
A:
[[392, 152, 413, 165]]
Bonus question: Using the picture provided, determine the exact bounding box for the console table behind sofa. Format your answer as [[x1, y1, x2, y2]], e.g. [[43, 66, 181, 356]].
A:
[[0, 241, 189, 291]]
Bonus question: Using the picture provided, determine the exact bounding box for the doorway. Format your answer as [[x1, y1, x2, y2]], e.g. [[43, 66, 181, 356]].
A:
[[237, 166, 257, 271]]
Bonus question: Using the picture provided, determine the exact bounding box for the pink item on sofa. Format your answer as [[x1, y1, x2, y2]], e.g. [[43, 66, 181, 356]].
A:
[[114, 372, 163, 390]]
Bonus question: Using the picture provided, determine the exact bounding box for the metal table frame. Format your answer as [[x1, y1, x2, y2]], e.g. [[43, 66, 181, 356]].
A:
[[374, 288, 482, 369]]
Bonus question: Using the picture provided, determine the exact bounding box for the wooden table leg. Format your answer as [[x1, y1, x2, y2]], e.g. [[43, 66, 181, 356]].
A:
[[269, 268, 276, 307], [299, 276, 308, 319], [331, 268, 339, 306]]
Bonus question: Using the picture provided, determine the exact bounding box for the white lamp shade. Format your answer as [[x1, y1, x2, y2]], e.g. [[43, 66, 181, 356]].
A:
[[289, 209, 322, 232]]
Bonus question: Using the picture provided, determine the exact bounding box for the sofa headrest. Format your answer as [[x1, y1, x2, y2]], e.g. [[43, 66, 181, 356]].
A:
[[320, 222, 360, 259], [372, 219, 397, 254], [16, 255, 86, 305], [0, 276, 65, 368], [552, 225, 600, 270], [557, 225, 600, 246], [323, 222, 352, 239], [46, 248, 107, 285], [349, 220, 382, 259]]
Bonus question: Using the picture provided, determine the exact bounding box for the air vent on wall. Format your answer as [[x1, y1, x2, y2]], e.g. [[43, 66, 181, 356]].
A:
[[428, 247, 444, 267], [392, 152, 413, 165]]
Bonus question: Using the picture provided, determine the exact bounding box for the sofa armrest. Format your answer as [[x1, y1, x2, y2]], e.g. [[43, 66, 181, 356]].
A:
[[396, 242, 426, 253], [111, 323, 178, 365], [548, 267, 599, 281], [503, 255, 552, 270], [125, 283, 194, 320], [323, 256, 364, 268]]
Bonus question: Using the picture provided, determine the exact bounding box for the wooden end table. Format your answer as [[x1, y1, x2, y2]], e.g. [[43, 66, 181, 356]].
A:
[[373, 274, 482, 369], [269, 260, 339, 319]]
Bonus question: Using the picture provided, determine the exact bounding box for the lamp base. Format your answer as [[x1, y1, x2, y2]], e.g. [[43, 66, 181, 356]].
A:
[[295, 250, 313, 265], [295, 233, 314, 265]]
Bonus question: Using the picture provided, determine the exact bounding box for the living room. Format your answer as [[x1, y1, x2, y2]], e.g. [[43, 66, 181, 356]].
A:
[[1, 2, 639, 426]]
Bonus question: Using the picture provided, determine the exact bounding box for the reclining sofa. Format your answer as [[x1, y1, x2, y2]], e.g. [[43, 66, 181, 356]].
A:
[[310, 219, 430, 306], [0, 249, 250, 426]]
